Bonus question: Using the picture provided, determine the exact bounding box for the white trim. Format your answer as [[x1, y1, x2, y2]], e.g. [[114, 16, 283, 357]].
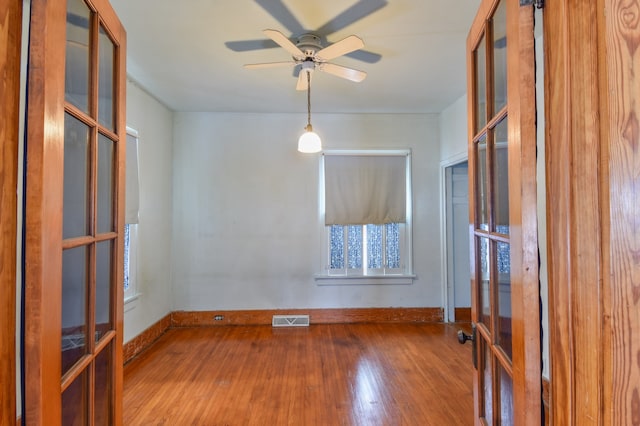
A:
[[318, 150, 414, 282], [323, 149, 411, 156], [125, 126, 139, 138], [440, 151, 469, 322], [315, 274, 416, 286], [124, 292, 141, 305]]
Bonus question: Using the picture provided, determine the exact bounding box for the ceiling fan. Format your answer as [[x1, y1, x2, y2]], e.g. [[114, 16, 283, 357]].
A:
[[225, 0, 387, 90]]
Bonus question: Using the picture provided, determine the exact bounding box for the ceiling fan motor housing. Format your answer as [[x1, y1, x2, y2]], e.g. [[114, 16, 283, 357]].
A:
[[296, 34, 322, 58]]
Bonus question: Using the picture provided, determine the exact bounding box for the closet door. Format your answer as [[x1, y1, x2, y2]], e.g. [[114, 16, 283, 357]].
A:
[[25, 0, 126, 424]]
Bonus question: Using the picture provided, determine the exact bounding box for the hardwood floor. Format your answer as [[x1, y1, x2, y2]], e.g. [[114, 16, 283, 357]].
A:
[[124, 323, 474, 425]]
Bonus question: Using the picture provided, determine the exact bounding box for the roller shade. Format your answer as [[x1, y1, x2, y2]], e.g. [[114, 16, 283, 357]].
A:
[[324, 154, 406, 225], [125, 131, 139, 224]]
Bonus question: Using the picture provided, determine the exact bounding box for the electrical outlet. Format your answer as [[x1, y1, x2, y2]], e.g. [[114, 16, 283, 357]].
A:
[[214, 315, 224, 321]]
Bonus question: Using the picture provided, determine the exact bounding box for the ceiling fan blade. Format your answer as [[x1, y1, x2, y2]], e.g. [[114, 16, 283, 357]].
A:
[[296, 71, 312, 91], [345, 49, 382, 64], [254, 0, 305, 35], [316, 0, 388, 37], [318, 63, 367, 83], [244, 61, 296, 70], [224, 39, 278, 52], [315, 35, 364, 62], [263, 29, 305, 59]]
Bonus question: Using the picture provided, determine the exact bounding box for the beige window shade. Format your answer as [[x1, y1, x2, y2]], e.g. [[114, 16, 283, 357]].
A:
[[125, 131, 140, 224], [324, 154, 406, 225]]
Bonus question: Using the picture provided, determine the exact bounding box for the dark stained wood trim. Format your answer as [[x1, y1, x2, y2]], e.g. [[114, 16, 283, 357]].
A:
[[123, 314, 171, 364], [454, 307, 472, 322], [542, 377, 550, 426], [171, 308, 443, 327], [1, 2, 22, 425]]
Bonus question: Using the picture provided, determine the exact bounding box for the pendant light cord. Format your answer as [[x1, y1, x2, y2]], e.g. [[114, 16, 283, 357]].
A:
[[306, 71, 312, 127]]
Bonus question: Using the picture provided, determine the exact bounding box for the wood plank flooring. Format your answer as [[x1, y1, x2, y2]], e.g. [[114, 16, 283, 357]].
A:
[[124, 323, 474, 425]]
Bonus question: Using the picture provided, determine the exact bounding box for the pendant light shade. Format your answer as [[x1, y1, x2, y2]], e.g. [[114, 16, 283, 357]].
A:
[[298, 124, 322, 153], [298, 70, 322, 153]]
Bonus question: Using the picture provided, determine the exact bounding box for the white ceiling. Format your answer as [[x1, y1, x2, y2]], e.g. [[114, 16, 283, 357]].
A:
[[109, 0, 481, 114]]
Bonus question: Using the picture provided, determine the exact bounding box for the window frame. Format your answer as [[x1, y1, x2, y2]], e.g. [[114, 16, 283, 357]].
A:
[[123, 223, 139, 302], [316, 149, 415, 285], [124, 127, 140, 303]]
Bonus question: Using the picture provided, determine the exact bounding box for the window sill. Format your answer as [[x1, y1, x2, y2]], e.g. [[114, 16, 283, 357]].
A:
[[314, 274, 416, 286], [124, 293, 142, 305]]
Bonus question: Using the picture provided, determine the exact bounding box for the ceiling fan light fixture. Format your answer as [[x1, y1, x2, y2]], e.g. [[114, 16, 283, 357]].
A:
[[298, 124, 322, 153], [298, 70, 322, 153]]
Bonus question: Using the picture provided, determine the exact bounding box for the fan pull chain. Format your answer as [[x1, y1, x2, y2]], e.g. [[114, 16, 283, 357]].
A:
[[307, 71, 312, 127]]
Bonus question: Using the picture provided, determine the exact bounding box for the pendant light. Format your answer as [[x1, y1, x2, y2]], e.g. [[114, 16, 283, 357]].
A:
[[298, 69, 322, 153]]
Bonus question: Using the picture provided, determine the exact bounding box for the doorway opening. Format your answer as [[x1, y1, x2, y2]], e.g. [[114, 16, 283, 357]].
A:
[[444, 161, 470, 323]]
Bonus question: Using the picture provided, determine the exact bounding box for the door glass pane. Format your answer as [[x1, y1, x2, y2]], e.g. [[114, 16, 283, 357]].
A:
[[98, 25, 115, 130], [62, 245, 88, 374], [95, 343, 112, 426], [493, 118, 509, 234], [482, 341, 493, 421], [476, 135, 488, 230], [65, 0, 91, 113], [499, 362, 514, 424], [63, 113, 90, 239], [62, 370, 88, 426], [475, 34, 487, 132], [497, 241, 512, 359], [347, 225, 363, 269], [96, 240, 112, 342], [97, 133, 114, 234], [478, 236, 491, 326], [492, 0, 507, 113]]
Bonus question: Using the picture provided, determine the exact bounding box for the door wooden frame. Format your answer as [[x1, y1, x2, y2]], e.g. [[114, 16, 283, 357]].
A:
[[545, 0, 640, 423], [467, 1, 541, 424], [1, 2, 23, 424], [24, 0, 126, 423]]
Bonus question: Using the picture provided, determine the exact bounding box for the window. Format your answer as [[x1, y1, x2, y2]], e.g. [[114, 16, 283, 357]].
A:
[[124, 128, 139, 301], [123, 223, 138, 300], [318, 150, 413, 282]]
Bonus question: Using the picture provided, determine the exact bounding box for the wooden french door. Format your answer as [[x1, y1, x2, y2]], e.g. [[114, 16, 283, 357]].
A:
[[25, 0, 126, 424], [464, 0, 540, 424]]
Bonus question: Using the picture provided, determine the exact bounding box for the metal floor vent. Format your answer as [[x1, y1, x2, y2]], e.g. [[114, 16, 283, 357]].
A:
[[272, 314, 310, 327]]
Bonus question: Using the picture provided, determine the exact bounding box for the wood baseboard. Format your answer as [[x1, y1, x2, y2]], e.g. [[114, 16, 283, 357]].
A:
[[124, 308, 443, 364], [171, 307, 443, 327], [543, 377, 550, 425], [454, 307, 471, 322], [123, 314, 171, 364]]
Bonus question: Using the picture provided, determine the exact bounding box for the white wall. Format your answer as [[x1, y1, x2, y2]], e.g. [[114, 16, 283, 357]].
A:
[[439, 94, 468, 162], [171, 112, 443, 310], [123, 80, 174, 342]]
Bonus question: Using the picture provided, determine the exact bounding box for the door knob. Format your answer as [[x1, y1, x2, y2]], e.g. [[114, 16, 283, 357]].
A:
[[457, 329, 474, 344], [457, 324, 477, 369]]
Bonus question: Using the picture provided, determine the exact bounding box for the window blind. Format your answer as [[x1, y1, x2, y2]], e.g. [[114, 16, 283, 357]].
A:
[[324, 154, 406, 225], [125, 131, 140, 224]]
